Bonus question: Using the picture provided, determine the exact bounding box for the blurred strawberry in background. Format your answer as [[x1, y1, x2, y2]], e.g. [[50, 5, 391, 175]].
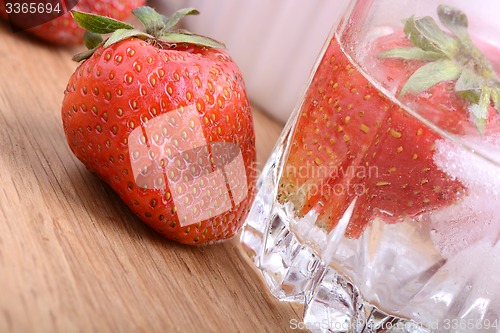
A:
[[0, 0, 145, 45]]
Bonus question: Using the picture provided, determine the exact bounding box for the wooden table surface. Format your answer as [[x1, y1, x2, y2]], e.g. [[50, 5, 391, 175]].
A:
[[0, 23, 307, 333]]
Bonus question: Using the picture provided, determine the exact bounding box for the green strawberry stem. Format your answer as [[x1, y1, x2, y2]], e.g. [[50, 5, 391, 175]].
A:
[[71, 6, 225, 62], [380, 4, 500, 133]]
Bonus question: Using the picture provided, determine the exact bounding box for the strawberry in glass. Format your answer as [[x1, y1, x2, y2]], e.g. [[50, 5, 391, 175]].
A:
[[241, 2, 500, 332]]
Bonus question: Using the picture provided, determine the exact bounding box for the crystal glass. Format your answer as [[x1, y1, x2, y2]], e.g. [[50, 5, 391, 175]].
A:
[[241, 0, 500, 332]]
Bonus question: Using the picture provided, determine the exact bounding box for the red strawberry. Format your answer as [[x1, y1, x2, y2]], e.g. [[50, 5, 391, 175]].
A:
[[278, 5, 500, 238], [0, 0, 144, 45], [278, 36, 394, 230], [61, 7, 256, 245]]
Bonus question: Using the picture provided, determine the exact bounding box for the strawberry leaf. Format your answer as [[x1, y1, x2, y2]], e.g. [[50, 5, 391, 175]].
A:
[[400, 59, 461, 96], [162, 8, 199, 32], [104, 29, 154, 48], [159, 32, 226, 49], [73, 47, 99, 62], [491, 88, 500, 113], [83, 31, 103, 50], [379, 47, 444, 61], [404, 15, 458, 57], [455, 68, 481, 104], [469, 87, 491, 133], [132, 6, 166, 36], [437, 5, 469, 42], [71, 10, 134, 34], [70, 6, 225, 63]]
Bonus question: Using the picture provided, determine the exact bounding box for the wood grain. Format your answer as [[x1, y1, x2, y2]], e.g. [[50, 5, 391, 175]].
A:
[[0, 23, 306, 333]]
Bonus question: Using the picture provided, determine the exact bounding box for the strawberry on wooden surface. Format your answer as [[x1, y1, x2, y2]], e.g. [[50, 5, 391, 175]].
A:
[[278, 5, 500, 238], [61, 7, 256, 245]]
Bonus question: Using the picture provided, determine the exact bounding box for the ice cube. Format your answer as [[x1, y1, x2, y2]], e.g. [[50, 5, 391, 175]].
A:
[[429, 136, 500, 258]]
